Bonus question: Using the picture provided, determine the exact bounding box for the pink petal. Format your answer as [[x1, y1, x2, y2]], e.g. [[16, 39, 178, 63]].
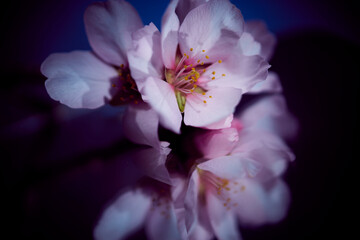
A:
[[237, 95, 298, 139], [122, 102, 160, 147], [145, 202, 182, 240], [247, 71, 282, 94], [239, 32, 261, 56], [84, 0, 143, 66], [195, 128, 239, 159], [178, 0, 244, 61], [161, 0, 180, 69], [184, 170, 213, 240], [41, 51, 117, 109], [175, 0, 209, 24], [128, 23, 164, 83], [139, 77, 182, 134], [197, 156, 248, 180], [203, 114, 234, 130], [94, 189, 151, 240], [184, 87, 242, 127], [205, 52, 270, 93], [232, 179, 290, 226], [131, 146, 172, 185], [245, 21, 276, 61], [206, 192, 241, 240]]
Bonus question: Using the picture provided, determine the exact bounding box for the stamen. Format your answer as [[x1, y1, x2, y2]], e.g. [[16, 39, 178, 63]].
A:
[[205, 55, 209, 59], [190, 48, 193, 51], [218, 60, 222, 63], [202, 50, 205, 52], [212, 71, 216, 75]]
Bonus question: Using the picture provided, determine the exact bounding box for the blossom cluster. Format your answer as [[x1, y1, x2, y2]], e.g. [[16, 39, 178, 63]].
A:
[[41, 0, 297, 239]]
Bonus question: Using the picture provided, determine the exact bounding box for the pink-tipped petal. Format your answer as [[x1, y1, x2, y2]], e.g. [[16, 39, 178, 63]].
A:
[[247, 71, 282, 94], [94, 189, 151, 240], [128, 23, 164, 83], [245, 21, 276, 61], [184, 87, 242, 127], [161, 0, 180, 69], [206, 193, 241, 240], [205, 53, 269, 93], [139, 77, 182, 134], [84, 0, 143, 66], [122, 102, 160, 147], [41, 51, 117, 109], [179, 0, 244, 61]]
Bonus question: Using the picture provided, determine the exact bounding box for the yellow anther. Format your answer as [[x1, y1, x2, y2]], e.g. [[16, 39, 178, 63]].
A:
[[190, 80, 194, 83], [197, 59, 201, 63], [184, 65, 187, 69], [193, 84, 197, 88], [191, 76, 195, 80], [190, 48, 193, 51], [218, 60, 222, 63], [209, 95, 212, 98], [120, 64, 124, 68], [203, 100, 207, 103], [212, 77, 215, 80], [202, 50, 205, 52], [241, 186, 246, 191], [201, 62, 204, 65], [205, 55, 209, 59], [112, 84, 116, 87], [190, 89, 194, 92], [186, 55, 189, 59], [191, 68, 195, 71], [203, 69, 206, 72], [184, 53, 187, 57], [212, 71, 216, 75], [202, 92, 206, 95], [184, 76, 189, 80], [222, 73, 226, 76], [190, 64, 193, 67]]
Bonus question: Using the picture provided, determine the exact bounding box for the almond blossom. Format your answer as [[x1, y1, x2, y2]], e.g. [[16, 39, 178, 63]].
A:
[[128, 0, 269, 133], [41, 0, 143, 109]]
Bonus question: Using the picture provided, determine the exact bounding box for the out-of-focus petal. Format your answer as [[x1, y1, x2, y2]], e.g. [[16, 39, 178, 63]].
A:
[[84, 0, 143, 66], [139, 77, 182, 133], [41, 51, 117, 109], [233, 179, 290, 226], [237, 95, 298, 139], [122, 102, 160, 147], [195, 128, 239, 159], [161, 0, 180, 69], [198, 156, 248, 180], [146, 203, 182, 240], [175, 0, 208, 24], [184, 87, 242, 127], [179, 0, 244, 61], [94, 189, 151, 240], [131, 146, 172, 185], [203, 114, 233, 130], [205, 53, 269, 93], [247, 71, 282, 94], [128, 23, 164, 83], [245, 20, 276, 61], [206, 193, 241, 240]]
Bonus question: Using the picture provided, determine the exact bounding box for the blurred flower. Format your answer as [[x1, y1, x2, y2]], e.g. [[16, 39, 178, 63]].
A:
[[128, 0, 269, 133], [41, 0, 143, 109]]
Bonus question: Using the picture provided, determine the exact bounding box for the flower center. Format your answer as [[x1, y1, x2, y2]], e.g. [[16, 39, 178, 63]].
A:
[[165, 48, 225, 112], [110, 64, 141, 105]]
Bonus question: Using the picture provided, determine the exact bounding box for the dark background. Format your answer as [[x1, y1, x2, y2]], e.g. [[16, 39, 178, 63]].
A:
[[1, 0, 358, 239]]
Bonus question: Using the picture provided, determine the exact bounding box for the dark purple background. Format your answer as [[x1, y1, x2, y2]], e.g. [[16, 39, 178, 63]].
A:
[[1, 0, 358, 239]]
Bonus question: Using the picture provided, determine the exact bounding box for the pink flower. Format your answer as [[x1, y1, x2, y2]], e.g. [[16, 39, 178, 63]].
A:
[[41, 0, 143, 109], [94, 179, 183, 240], [128, 0, 270, 133], [180, 95, 297, 239]]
